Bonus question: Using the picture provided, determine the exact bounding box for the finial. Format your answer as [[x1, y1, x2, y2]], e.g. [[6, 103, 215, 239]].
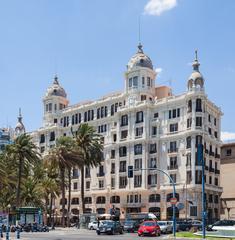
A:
[[53, 74, 59, 85], [192, 49, 200, 71]]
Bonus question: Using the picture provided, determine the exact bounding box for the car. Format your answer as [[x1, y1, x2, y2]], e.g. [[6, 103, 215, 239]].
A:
[[207, 220, 235, 231], [96, 220, 123, 235], [123, 220, 139, 232], [88, 221, 98, 230], [157, 221, 173, 234], [137, 220, 161, 237], [176, 220, 192, 231]]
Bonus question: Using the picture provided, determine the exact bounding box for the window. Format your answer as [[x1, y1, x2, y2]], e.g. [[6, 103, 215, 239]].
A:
[[40, 134, 45, 143], [149, 157, 157, 168], [196, 117, 202, 127], [186, 136, 191, 149], [73, 182, 78, 190], [148, 174, 157, 185], [99, 180, 104, 189], [111, 163, 115, 174], [152, 126, 157, 135], [149, 194, 160, 202], [121, 114, 128, 126], [119, 161, 126, 172], [190, 206, 197, 217], [86, 181, 90, 190], [119, 146, 127, 157], [226, 149, 232, 156], [149, 143, 157, 154], [136, 111, 144, 123], [135, 127, 143, 137], [110, 150, 115, 159], [121, 130, 128, 139], [196, 98, 202, 112], [134, 175, 142, 187], [133, 76, 138, 87], [50, 131, 55, 141], [134, 158, 142, 170], [169, 123, 178, 133], [134, 144, 142, 155], [187, 118, 192, 128], [119, 176, 127, 188]]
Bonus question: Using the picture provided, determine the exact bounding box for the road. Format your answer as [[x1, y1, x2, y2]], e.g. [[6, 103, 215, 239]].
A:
[[3, 228, 182, 240]]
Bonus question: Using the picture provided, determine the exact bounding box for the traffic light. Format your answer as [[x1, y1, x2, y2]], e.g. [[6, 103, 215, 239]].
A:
[[128, 165, 133, 178]]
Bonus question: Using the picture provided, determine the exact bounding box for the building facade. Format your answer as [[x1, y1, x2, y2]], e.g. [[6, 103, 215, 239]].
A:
[[220, 142, 235, 220], [31, 44, 222, 222]]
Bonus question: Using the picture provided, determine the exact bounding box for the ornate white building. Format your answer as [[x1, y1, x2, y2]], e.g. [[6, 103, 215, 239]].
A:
[[32, 44, 222, 222]]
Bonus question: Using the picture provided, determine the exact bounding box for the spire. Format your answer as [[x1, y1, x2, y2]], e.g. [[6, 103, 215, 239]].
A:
[[53, 74, 59, 85], [192, 49, 200, 71]]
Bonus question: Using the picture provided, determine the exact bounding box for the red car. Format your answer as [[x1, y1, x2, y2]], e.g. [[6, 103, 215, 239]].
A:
[[138, 221, 161, 237]]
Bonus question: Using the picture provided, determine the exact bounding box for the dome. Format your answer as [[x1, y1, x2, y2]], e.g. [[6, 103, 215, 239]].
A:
[[45, 75, 67, 98], [127, 44, 153, 71]]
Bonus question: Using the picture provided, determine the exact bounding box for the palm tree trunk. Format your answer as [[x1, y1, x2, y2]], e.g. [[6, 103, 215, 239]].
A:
[[67, 167, 71, 227], [61, 169, 66, 228], [16, 158, 23, 207], [81, 167, 85, 214]]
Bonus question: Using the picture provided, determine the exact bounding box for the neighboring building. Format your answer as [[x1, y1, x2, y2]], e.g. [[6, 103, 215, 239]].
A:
[[220, 142, 235, 220], [31, 44, 222, 222]]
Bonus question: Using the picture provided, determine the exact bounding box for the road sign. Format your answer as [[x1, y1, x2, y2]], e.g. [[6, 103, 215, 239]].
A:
[[170, 197, 178, 205]]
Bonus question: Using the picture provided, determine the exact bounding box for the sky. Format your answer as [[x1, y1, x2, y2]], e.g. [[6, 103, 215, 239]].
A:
[[0, 0, 235, 141]]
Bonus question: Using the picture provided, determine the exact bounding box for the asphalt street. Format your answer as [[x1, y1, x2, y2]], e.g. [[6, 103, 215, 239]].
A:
[[1, 228, 182, 240]]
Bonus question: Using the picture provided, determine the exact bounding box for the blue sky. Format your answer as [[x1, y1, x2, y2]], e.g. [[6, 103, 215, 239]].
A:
[[0, 0, 235, 140]]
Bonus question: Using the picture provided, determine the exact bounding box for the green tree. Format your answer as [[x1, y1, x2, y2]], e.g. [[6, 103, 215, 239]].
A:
[[72, 123, 103, 214]]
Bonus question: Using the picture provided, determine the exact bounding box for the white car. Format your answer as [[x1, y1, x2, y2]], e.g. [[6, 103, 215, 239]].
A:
[[157, 221, 173, 234], [88, 221, 98, 230]]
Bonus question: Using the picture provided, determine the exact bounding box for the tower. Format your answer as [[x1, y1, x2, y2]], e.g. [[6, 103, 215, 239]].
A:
[[187, 50, 204, 91], [125, 43, 157, 105], [43, 75, 69, 127]]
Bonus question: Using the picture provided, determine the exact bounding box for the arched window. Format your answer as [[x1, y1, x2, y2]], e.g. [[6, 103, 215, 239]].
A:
[[166, 193, 179, 202], [96, 196, 106, 204], [149, 194, 161, 203]]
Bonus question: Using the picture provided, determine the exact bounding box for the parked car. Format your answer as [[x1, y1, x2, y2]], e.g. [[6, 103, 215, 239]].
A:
[[157, 221, 173, 234], [137, 220, 161, 237], [96, 220, 123, 235], [176, 220, 192, 231], [88, 221, 98, 230], [123, 220, 139, 232], [207, 220, 235, 231]]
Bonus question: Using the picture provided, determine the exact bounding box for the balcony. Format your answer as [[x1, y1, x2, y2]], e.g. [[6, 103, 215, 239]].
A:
[[167, 165, 178, 170], [168, 148, 178, 153], [215, 169, 220, 174], [97, 172, 105, 177]]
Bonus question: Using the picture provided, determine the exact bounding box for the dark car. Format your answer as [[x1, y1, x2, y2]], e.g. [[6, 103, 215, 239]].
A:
[[123, 220, 139, 232], [96, 220, 123, 235], [176, 220, 192, 231], [207, 220, 235, 231]]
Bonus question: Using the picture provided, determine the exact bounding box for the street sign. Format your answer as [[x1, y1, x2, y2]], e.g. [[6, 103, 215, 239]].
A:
[[170, 198, 178, 205]]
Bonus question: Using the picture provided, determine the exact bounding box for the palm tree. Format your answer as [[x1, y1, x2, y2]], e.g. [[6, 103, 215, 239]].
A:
[[72, 123, 103, 214], [44, 136, 81, 227], [5, 133, 40, 208]]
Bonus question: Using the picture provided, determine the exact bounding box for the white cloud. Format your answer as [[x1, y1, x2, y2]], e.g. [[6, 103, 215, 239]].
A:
[[221, 131, 235, 142], [144, 0, 177, 16]]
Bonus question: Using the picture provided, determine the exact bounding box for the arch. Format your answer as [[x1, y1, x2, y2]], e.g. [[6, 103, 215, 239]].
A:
[[166, 193, 179, 202], [96, 196, 106, 204], [149, 194, 161, 203], [110, 196, 120, 204], [167, 207, 179, 220], [97, 208, 106, 214]]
